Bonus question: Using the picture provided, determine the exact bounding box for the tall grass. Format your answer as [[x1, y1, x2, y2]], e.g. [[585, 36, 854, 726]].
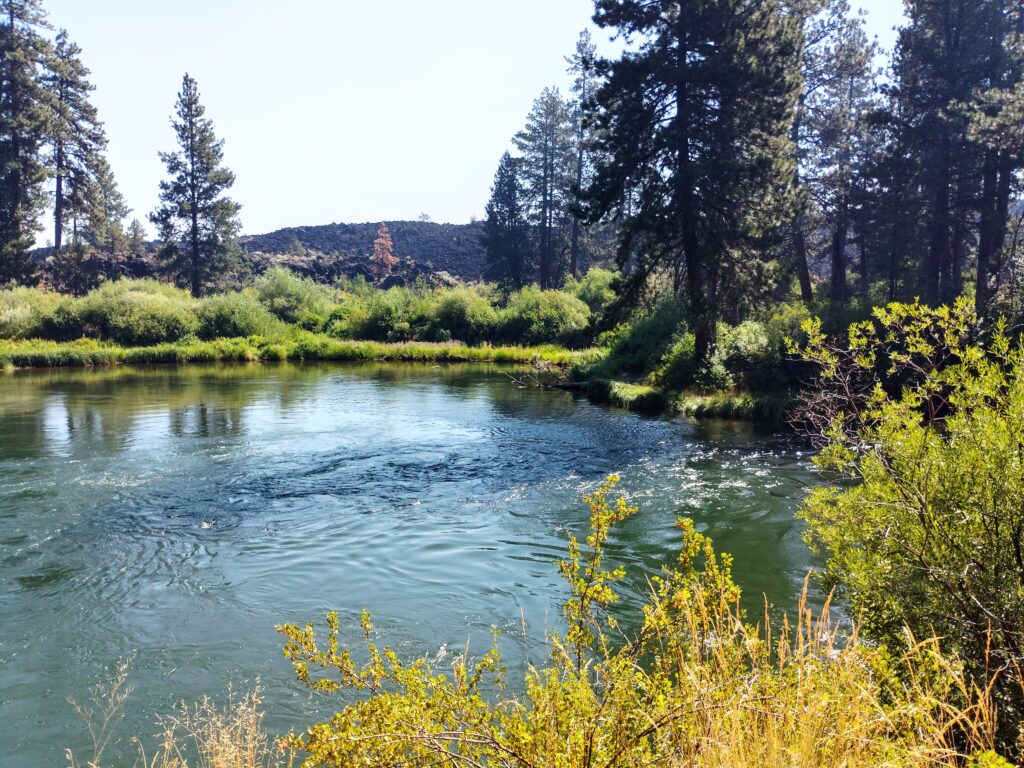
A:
[[0, 336, 580, 369]]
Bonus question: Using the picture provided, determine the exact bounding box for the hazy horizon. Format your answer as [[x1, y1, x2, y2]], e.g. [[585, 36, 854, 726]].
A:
[[37, 0, 905, 244]]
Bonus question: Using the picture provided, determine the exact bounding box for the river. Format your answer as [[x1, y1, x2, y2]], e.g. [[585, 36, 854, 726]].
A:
[[0, 362, 820, 766]]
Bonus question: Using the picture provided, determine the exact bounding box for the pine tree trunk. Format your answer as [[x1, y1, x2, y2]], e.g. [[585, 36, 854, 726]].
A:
[[976, 148, 999, 315], [924, 162, 950, 306], [675, 20, 716, 365], [188, 113, 201, 297], [570, 140, 584, 279], [830, 198, 849, 303], [793, 224, 813, 306], [54, 146, 64, 254]]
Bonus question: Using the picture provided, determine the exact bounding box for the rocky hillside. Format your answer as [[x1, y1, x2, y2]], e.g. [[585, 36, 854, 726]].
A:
[[239, 220, 487, 282]]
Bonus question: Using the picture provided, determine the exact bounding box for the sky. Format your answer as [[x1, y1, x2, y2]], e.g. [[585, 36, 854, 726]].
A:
[[41, 0, 908, 242]]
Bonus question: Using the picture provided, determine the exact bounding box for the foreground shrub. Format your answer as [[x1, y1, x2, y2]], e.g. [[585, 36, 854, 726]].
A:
[[277, 476, 1005, 767], [797, 298, 1024, 753], [499, 286, 591, 346], [65, 660, 291, 768], [196, 291, 283, 339]]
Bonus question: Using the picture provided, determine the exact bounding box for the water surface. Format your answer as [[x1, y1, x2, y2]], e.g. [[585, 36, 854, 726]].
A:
[[0, 362, 819, 766]]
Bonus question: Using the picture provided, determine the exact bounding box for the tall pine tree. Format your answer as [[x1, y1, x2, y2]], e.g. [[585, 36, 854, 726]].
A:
[[566, 30, 600, 279], [46, 29, 107, 256], [151, 74, 241, 297], [585, 0, 801, 363], [515, 87, 574, 290], [483, 152, 531, 291], [0, 0, 50, 283]]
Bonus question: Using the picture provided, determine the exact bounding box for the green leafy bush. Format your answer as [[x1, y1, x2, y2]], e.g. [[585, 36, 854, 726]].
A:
[[254, 266, 337, 324], [345, 286, 422, 342], [421, 286, 499, 345], [0, 286, 62, 339], [797, 298, 1024, 751], [653, 331, 697, 388], [599, 298, 687, 375], [49, 279, 199, 346], [499, 286, 591, 346], [565, 266, 618, 317], [196, 291, 283, 339]]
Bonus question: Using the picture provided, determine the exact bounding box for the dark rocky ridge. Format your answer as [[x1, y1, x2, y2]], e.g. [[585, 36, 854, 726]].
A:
[[34, 219, 488, 287], [239, 220, 487, 282]]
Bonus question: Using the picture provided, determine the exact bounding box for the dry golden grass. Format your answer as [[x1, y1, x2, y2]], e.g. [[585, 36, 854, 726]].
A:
[[65, 662, 290, 768]]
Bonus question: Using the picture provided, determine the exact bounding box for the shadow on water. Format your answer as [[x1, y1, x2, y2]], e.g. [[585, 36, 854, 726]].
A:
[[0, 361, 821, 767]]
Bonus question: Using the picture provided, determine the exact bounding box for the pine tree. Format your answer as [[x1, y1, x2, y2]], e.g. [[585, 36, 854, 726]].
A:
[[585, 0, 801, 364], [126, 218, 147, 254], [799, 1, 875, 303], [566, 30, 600, 279], [515, 87, 574, 289], [81, 155, 129, 254], [786, 0, 874, 305], [483, 152, 531, 291], [369, 221, 397, 281], [0, 0, 51, 283], [151, 73, 241, 297], [883, 0, 1008, 305], [46, 29, 107, 256], [964, 9, 1024, 315]]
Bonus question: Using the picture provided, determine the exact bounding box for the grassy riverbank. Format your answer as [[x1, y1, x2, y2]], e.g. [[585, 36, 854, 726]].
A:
[[585, 378, 795, 422], [0, 336, 584, 370]]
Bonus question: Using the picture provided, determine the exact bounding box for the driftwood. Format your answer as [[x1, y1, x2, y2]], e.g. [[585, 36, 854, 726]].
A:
[[503, 356, 587, 392]]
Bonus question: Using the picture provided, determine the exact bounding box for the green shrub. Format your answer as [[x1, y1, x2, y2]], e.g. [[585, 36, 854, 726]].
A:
[[422, 286, 499, 345], [565, 267, 618, 317], [499, 286, 591, 346], [600, 298, 687, 375], [196, 291, 282, 339], [653, 331, 697, 389], [0, 286, 62, 339], [47, 279, 199, 345], [254, 266, 337, 323], [797, 299, 1024, 752]]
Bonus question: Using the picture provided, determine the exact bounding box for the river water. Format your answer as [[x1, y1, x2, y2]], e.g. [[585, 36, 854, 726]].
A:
[[0, 362, 820, 766]]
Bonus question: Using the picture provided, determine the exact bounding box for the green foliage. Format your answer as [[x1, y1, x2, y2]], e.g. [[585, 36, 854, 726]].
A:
[[565, 267, 618, 317], [56, 279, 199, 346], [422, 286, 499, 345], [0, 275, 607, 359], [599, 298, 687, 376], [276, 475, 1005, 767], [587, 379, 670, 414], [0, 338, 122, 368], [796, 298, 1024, 751], [196, 291, 282, 340], [498, 286, 591, 346], [0, 335, 583, 370], [0, 286, 61, 338], [254, 267, 337, 324]]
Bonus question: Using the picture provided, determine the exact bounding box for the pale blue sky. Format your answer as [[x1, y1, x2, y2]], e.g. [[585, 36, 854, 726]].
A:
[[41, 0, 906, 240]]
